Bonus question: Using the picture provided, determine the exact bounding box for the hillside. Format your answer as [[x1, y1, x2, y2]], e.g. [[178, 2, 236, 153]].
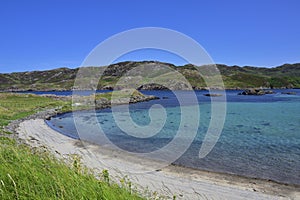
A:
[[0, 61, 299, 91]]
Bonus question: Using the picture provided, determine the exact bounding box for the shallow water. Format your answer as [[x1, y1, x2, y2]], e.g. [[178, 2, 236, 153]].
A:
[[47, 89, 300, 185]]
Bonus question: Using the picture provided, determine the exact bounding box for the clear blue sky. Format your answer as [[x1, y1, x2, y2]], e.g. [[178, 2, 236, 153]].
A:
[[0, 0, 299, 72]]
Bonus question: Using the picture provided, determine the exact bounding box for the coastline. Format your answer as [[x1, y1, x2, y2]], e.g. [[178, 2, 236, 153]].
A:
[[4, 87, 300, 93], [13, 116, 300, 199]]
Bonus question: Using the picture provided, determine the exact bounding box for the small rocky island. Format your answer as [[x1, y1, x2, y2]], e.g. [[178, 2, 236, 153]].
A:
[[238, 89, 275, 95], [203, 93, 223, 97], [281, 92, 297, 95], [73, 89, 158, 110]]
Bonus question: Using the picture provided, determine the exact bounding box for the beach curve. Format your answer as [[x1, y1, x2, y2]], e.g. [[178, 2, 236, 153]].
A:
[[15, 118, 300, 200]]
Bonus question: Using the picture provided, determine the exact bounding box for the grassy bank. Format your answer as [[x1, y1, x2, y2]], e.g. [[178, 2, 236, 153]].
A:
[[0, 93, 144, 200]]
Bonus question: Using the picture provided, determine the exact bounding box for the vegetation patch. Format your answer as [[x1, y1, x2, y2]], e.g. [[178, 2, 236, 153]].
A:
[[0, 93, 147, 199], [1, 61, 299, 91]]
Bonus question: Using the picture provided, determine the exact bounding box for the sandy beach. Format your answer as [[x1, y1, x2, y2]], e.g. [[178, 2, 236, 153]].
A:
[[16, 118, 300, 200]]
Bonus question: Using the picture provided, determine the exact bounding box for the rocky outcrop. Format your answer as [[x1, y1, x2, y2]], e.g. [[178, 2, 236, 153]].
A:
[[39, 94, 72, 101], [93, 94, 158, 108], [72, 89, 159, 110], [264, 90, 275, 94], [238, 89, 276, 95], [101, 85, 114, 90], [281, 92, 297, 95], [137, 83, 170, 90], [203, 93, 223, 97], [4, 90, 158, 140], [4, 108, 61, 135], [110, 94, 158, 105], [238, 89, 265, 95]]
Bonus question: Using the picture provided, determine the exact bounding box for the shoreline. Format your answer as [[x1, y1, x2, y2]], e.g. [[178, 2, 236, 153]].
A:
[[3, 91, 299, 199], [11, 115, 300, 199], [2, 88, 299, 93], [44, 118, 300, 188]]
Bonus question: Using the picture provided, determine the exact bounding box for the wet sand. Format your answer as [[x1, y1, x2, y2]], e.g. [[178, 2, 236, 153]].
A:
[[17, 118, 300, 200]]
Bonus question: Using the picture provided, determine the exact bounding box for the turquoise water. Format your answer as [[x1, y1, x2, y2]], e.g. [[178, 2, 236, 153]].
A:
[[47, 89, 300, 185]]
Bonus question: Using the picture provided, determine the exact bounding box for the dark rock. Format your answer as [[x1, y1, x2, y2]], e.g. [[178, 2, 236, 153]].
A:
[[264, 90, 275, 94], [261, 122, 270, 126], [238, 89, 266, 95], [203, 93, 223, 97], [101, 85, 114, 90], [129, 94, 159, 103], [45, 116, 51, 120], [281, 92, 296, 95], [138, 83, 170, 90]]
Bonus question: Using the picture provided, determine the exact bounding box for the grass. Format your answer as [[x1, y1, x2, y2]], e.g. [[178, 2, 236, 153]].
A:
[[0, 93, 145, 200], [2, 62, 300, 91], [0, 93, 68, 128], [0, 137, 143, 200]]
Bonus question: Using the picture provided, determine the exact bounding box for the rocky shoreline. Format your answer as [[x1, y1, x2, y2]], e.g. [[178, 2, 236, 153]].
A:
[[5, 88, 298, 135], [3, 87, 299, 93], [4, 91, 158, 137]]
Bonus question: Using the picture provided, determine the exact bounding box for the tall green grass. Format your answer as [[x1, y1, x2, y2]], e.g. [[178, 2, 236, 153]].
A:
[[0, 93, 144, 199], [0, 137, 143, 200]]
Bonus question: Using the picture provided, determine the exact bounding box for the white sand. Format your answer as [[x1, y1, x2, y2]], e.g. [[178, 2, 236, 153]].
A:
[[17, 119, 299, 200]]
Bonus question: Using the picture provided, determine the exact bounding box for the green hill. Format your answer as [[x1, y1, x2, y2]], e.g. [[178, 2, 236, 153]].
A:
[[1, 61, 299, 91]]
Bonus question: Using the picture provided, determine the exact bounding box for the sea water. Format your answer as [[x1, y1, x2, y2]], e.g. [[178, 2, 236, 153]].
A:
[[47, 89, 300, 185]]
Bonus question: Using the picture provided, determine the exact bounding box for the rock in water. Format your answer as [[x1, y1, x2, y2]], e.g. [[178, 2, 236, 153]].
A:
[[203, 93, 223, 97], [238, 89, 266, 95], [281, 92, 296, 95]]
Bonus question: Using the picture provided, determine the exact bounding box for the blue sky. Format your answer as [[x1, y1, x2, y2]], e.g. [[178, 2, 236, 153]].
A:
[[0, 0, 299, 72]]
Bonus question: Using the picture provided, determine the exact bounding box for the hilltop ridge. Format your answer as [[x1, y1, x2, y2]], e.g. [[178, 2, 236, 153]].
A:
[[1, 61, 299, 91]]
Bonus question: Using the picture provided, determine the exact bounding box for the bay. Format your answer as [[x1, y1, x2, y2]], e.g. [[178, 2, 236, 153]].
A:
[[46, 89, 300, 185]]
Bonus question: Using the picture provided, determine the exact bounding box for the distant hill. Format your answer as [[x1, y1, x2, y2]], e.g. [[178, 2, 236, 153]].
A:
[[0, 61, 299, 91]]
